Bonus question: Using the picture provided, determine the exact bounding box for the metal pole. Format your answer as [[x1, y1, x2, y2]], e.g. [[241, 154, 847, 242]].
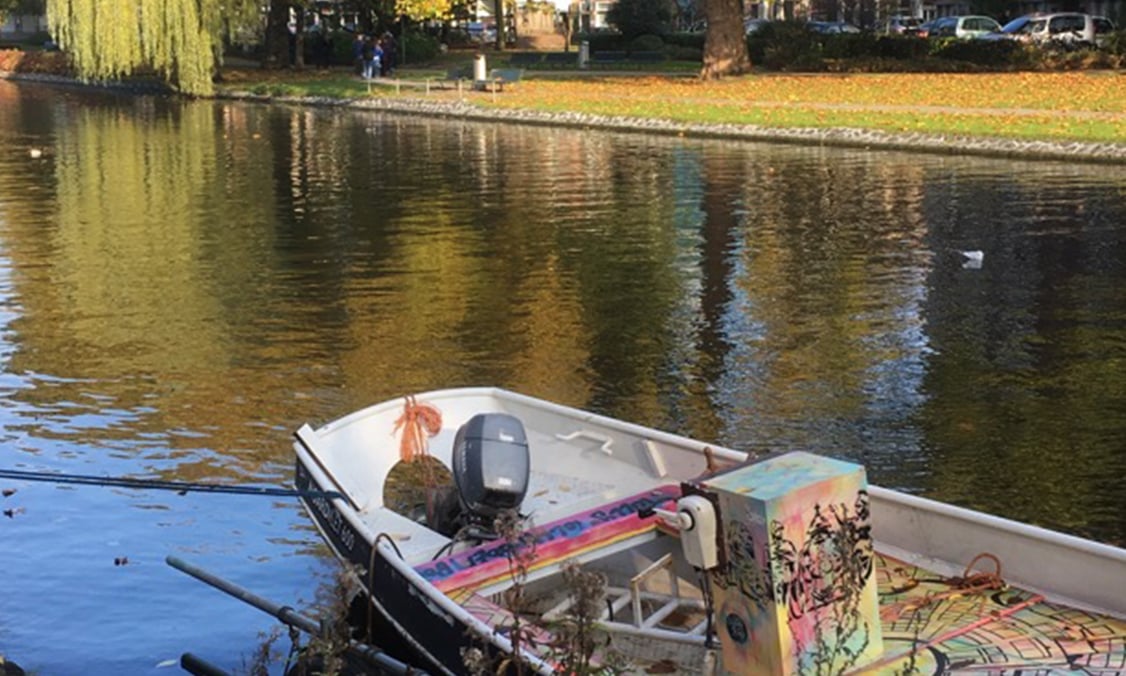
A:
[[180, 653, 232, 676], [166, 556, 428, 675]]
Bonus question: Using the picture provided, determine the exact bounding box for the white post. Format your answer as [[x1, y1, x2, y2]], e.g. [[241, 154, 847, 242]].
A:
[[579, 40, 589, 69], [473, 52, 488, 89]]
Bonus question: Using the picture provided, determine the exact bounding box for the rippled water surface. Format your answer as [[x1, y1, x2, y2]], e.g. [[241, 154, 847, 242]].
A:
[[1, 79, 1124, 673]]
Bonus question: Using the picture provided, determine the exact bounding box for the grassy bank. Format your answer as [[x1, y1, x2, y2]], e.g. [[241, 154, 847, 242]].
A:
[[4, 46, 1124, 144], [218, 64, 1126, 144]]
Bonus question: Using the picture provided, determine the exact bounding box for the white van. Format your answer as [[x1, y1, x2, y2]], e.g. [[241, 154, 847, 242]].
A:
[[992, 13, 1117, 48]]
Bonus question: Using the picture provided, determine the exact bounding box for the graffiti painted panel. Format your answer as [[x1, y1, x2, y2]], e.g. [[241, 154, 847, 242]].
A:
[[704, 452, 882, 676]]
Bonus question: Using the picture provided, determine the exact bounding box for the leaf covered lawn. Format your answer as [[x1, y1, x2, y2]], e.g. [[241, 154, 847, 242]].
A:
[[483, 72, 1126, 143]]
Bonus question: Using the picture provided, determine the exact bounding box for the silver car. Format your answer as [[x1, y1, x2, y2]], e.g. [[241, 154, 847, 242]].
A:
[[927, 15, 1003, 39], [989, 13, 1117, 48]]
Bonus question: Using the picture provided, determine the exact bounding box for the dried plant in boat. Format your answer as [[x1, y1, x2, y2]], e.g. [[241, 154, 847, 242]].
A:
[[301, 563, 365, 676], [541, 560, 629, 676]]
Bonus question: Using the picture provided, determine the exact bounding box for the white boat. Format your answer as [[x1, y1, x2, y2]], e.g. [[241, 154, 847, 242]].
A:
[[293, 387, 1126, 675]]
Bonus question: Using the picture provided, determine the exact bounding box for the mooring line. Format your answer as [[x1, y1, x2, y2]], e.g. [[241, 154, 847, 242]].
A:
[[0, 467, 342, 500]]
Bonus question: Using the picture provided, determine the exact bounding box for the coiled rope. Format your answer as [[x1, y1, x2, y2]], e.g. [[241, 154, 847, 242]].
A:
[[392, 395, 442, 463], [906, 551, 1007, 610]]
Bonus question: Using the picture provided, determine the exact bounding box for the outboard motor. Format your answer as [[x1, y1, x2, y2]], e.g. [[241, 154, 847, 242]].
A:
[[451, 413, 530, 538]]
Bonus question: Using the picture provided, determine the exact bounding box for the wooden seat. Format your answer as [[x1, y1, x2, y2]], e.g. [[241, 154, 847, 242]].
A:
[[482, 67, 524, 92]]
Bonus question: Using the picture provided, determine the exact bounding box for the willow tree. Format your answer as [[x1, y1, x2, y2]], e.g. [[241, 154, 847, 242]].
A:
[[699, 0, 751, 79], [46, 0, 255, 95]]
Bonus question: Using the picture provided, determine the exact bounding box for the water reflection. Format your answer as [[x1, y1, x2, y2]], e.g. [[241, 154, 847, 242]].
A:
[[0, 79, 1124, 672]]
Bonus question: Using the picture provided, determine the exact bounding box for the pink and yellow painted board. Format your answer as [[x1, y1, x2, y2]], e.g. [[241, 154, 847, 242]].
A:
[[415, 485, 679, 594], [700, 451, 883, 676]]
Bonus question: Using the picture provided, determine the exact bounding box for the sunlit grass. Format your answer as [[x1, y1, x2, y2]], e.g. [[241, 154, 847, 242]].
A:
[[217, 67, 1126, 144]]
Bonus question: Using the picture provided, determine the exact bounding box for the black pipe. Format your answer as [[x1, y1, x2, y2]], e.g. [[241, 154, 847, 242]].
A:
[[166, 556, 427, 676], [180, 653, 231, 676]]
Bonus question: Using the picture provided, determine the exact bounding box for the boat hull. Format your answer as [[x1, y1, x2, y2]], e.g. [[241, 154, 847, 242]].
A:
[[293, 387, 1126, 676], [296, 457, 514, 676]]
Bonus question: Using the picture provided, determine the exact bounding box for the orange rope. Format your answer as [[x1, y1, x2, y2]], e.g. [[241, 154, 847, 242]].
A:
[[392, 395, 442, 463], [950, 552, 1005, 593], [904, 552, 1006, 611]]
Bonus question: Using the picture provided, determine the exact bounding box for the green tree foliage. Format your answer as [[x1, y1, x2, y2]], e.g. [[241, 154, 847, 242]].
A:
[[606, 0, 675, 39], [45, 0, 253, 95], [395, 0, 451, 21]]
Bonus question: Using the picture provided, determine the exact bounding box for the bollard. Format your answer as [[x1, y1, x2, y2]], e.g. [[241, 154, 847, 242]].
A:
[[473, 52, 487, 90], [579, 40, 589, 69]]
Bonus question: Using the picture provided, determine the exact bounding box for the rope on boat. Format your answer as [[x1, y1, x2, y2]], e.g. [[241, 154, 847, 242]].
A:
[[392, 395, 447, 528], [906, 551, 1007, 610], [0, 468, 343, 500], [949, 551, 1006, 593], [392, 395, 442, 463]]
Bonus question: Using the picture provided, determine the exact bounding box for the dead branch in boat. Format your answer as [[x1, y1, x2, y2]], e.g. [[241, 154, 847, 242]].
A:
[[166, 556, 425, 675], [459, 510, 630, 676]]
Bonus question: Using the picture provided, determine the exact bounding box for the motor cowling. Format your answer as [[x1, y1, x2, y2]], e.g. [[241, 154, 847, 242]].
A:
[[452, 413, 530, 530]]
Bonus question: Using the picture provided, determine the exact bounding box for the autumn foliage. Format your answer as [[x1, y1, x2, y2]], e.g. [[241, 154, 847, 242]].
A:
[[0, 49, 71, 75]]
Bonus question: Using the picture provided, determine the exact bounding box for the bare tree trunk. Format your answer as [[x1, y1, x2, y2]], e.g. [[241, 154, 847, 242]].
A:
[[264, 1, 291, 68], [293, 6, 306, 69], [700, 0, 752, 79]]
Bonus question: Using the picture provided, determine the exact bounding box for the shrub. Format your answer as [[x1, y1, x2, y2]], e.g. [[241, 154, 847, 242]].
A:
[[401, 31, 442, 63], [629, 34, 665, 52], [755, 20, 821, 69], [668, 45, 703, 61], [576, 31, 624, 52], [819, 33, 879, 60], [870, 35, 930, 60], [330, 30, 357, 66], [1105, 30, 1126, 56], [0, 49, 71, 75], [663, 32, 705, 50], [605, 0, 676, 40], [931, 37, 1033, 68]]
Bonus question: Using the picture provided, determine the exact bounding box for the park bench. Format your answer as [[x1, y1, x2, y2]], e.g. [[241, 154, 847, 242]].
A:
[[428, 65, 472, 92], [478, 67, 524, 92]]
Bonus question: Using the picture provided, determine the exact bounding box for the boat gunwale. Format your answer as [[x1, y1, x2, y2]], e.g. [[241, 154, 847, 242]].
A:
[[294, 411, 559, 675], [295, 385, 1126, 670]]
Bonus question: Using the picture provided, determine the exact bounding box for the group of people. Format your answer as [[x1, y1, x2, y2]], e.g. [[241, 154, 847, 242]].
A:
[[353, 32, 397, 79]]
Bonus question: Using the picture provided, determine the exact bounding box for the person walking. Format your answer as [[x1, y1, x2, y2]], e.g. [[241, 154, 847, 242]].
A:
[[352, 33, 365, 75], [380, 32, 397, 76], [361, 35, 378, 79]]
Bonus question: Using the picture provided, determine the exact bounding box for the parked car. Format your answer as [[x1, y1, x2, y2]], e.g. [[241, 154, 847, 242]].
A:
[[807, 21, 862, 34], [926, 15, 1002, 39], [744, 18, 772, 34], [915, 18, 940, 38], [983, 13, 1117, 48], [466, 21, 497, 44], [877, 15, 923, 35]]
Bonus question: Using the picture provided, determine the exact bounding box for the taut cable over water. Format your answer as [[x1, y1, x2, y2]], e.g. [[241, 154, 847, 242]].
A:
[[0, 468, 343, 500]]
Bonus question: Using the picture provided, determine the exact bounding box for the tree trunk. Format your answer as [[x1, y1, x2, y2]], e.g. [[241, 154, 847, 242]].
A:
[[293, 6, 306, 69], [264, 1, 292, 69], [699, 0, 752, 79]]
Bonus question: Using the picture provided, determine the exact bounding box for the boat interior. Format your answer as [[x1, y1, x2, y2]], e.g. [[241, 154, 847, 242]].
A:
[[298, 389, 1126, 674]]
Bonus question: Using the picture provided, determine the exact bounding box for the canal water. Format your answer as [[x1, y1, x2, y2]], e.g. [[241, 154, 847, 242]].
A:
[[0, 79, 1123, 674]]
